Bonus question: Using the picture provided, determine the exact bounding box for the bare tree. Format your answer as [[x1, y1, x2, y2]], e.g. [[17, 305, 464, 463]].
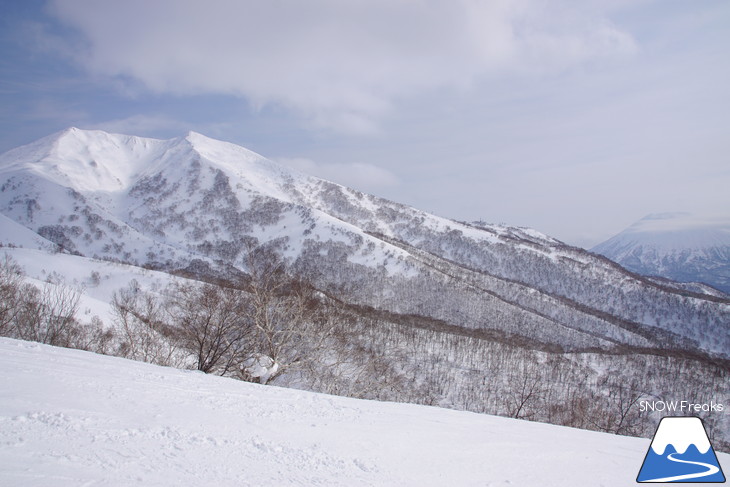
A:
[[0, 255, 23, 336], [587, 375, 645, 435], [237, 245, 334, 384], [111, 281, 183, 367], [504, 352, 546, 420], [14, 279, 81, 347], [73, 315, 116, 355], [166, 282, 249, 374]]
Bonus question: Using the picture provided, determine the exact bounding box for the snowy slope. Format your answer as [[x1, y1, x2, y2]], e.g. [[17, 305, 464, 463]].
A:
[[592, 213, 730, 294], [0, 247, 186, 325], [0, 213, 53, 249], [1, 337, 717, 487]]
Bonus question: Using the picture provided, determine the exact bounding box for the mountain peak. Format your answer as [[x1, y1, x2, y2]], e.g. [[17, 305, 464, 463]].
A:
[[181, 130, 269, 164], [595, 213, 730, 251], [184, 129, 206, 140], [0, 128, 173, 192], [177, 130, 306, 190], [0, 128, 306, 197], [53, 126, 122, 147]]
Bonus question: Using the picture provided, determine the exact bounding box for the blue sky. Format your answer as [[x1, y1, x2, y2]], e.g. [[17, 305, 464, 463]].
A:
[[1, 0, 728, 247]]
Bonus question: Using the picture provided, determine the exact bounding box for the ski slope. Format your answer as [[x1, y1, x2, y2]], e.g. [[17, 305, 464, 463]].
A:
[[2, 338, 721, 486]]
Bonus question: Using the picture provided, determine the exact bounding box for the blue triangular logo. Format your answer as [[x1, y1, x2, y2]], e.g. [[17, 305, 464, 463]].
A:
[[637, 417, 726, 483]]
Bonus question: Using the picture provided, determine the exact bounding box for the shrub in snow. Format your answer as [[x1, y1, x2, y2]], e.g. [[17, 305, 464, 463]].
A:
[[241, 353, 280, 384]]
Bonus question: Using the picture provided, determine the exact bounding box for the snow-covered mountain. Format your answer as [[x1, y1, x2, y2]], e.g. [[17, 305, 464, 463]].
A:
[[592, 213, 730, 294], [5, 337, 721, 487], [0, 128, 728, 360], [1, 128, 729, 456]]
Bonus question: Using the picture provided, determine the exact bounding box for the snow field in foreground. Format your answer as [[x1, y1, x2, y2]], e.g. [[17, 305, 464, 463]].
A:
[[1, 338, 725, 486]]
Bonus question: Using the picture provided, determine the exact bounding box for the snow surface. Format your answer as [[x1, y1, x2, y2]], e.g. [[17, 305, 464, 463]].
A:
[[2, 338, 722, 486], [0, 214, 52, 250]]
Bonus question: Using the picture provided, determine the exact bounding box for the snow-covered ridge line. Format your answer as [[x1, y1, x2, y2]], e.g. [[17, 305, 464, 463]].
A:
[[0, 127, 300, 195]]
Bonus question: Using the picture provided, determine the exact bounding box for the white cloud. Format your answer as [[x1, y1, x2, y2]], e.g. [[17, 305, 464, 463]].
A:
[[276, 157, 398, 192], [45, 0, 636, 133], [628, 213, 730, 234]]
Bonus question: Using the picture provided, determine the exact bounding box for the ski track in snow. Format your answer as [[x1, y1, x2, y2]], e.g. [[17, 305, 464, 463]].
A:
[[2, 338, 725, 486]]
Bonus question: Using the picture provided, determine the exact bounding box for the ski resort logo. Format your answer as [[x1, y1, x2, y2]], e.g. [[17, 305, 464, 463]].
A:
[[637, 417, 726, 483]]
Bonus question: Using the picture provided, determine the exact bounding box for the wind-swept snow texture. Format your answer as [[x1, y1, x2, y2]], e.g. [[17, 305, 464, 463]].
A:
[[3, 338, 721, 487]]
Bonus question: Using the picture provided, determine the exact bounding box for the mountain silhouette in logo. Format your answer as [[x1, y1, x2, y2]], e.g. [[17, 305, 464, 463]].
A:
[[637, 417, 725, 483]]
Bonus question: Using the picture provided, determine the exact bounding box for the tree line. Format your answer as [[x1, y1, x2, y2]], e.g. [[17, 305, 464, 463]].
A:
[[0, 249, 338, 384]]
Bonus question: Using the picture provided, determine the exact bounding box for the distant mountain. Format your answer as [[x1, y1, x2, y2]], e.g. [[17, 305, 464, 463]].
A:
[[592, 213, 730, 294]]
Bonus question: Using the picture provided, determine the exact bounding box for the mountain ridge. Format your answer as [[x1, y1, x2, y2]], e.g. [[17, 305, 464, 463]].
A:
[[0, 128, 728, 361]]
